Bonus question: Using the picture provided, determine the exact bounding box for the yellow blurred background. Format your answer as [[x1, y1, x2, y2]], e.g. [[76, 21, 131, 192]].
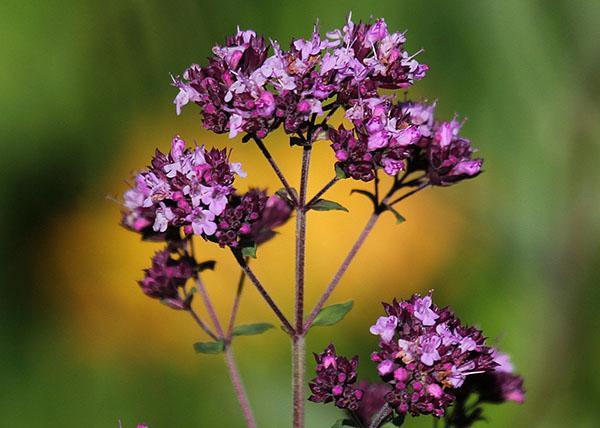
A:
[[1, 1, 599, 427]]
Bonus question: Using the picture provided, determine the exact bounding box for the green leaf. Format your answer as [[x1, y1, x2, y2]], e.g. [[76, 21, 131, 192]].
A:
[[241, 243, 257, 258], [232, 322, 274, 336], [391, 413, 406, 426], [193, 340, 224, 354], [384, 204, 406, 224], [314, 128, 329, 142], [312, 300, 354, 327], [196, 260, 216, 272], [335, 164, 347, 179], [310, 199, 348, 212], [275, 187, 298, 204]]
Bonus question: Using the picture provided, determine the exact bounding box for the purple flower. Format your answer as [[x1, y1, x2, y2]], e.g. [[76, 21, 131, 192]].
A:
[[308, 344, 363, 411], [371, 292, 496, 417], [413, 294, 439, 326], [419, 335, 441, 366], [377, 360, 395, 376], [187, 208, 217, 236], [369, 315, 398, 343], [428, 119, 482, 185]]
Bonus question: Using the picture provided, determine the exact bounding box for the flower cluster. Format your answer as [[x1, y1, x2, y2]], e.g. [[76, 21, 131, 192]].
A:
[[173, 15, 427, 139], [139, 248, 195, 310], [403, 102, 483, 186], [369, 293, 496, 417], [309, 294, 523, 424], [330, 100, 482, 183], [122, 136, 292, 308], [214, 189, 292, 248], [121, 135, 243, 240], [308, 344, 364, 411], [121, 136, 291, 250]]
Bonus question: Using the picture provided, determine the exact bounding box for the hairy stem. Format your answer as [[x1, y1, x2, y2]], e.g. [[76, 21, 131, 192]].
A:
[[189, 285, 256, 428], [252, 136, 298, 206], [368, 403, 392, 428], [293, 144, 311, 428], [305, 177, 339, 208], [304, 212, 380, 330], [292, 335, 306, 428], [296, 145, 311, 331], [232, 250, 294, 334], [194, 275, 225, 338], [227, 266, 248, 338], [224, 346, 258, 428]]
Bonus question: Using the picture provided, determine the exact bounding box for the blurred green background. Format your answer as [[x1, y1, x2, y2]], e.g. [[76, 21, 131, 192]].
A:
[[1, 0, 599, 427]]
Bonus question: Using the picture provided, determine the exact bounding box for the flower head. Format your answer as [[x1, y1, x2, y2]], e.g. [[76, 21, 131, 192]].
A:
[[371, 292, 496, 417], [308, 344, 364, 411], [121, 136, 244, 243], [138, 248, 195, 309], [214, 188, 272, 248], [399, 102, 483, 185], [174, 15, 427, 139]]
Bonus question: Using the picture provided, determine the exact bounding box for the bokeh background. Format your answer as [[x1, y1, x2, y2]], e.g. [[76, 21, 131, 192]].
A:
[[1, 0, 599, 427]]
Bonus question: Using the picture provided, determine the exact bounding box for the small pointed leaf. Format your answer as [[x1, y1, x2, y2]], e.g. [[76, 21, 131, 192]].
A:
[[310, 199, 348, 212], [232, 323, 274, 336], [312, 300, 354, 327], [276, 187, 298, 204], [384, 205, 406, 224], [193, 340, 225, 354], [241, 243, 257, 258], [335, 164, 347, 180]]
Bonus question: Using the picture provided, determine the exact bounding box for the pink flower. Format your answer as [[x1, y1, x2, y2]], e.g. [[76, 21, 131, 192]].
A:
[[369, 316, 398, 343]]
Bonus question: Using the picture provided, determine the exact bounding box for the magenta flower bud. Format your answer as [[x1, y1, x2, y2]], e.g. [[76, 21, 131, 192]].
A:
[[427, 383, 443, 399], [393, 367, 409, 382], [309, 344, 363, 411], [296, 100, 311, 113], [170, 135, 186, 160], [377, 360, 394, 376], [323, 355, 336, 369]]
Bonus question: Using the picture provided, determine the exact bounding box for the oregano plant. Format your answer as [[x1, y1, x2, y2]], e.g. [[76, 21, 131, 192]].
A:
[[119, 14, 524, 428]]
